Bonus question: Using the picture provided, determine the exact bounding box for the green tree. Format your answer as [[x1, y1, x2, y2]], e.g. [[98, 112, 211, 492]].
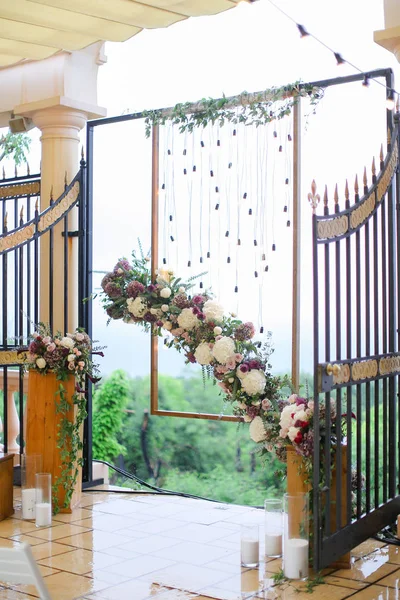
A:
[[0, 132, 31, 165], [92, 369, 130, 462]]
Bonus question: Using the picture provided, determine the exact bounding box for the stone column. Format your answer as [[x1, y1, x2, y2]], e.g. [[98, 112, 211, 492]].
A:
[[31, 106, 87, 332], [374, 0, 400, 62]]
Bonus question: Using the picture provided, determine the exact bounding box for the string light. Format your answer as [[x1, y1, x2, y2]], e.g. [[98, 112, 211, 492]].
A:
[[386, 89, 395, 111], [263, 0, 400, 101]]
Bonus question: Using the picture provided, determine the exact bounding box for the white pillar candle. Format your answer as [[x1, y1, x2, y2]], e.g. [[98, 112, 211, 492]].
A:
[[284, 538, 309, 580], [21, 488, 36, 519], [241, 539, 259, 566], [35, 503, 52, 527], [265, 533, 282, 557]]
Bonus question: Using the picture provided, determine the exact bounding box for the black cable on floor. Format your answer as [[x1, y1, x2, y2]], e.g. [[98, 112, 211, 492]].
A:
[[88, 459, 263, 509]]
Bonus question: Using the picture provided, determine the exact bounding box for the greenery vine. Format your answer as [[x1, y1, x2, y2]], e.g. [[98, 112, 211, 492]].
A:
[[142, 81, 323, 137], [52, 376, 87, 514]]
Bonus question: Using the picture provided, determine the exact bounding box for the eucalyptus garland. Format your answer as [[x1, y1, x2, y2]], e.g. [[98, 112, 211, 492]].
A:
[[142, 81, 323, 137]]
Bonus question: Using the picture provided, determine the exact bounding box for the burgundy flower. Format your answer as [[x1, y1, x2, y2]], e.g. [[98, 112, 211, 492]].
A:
[[246, 405, 259, 419], [186, 352, 196, 363], [295, 397, 307, 406], [156, 320, 164, 327], [234, 321, 256, 341], [248, 359, 261, 370], [294, 431, 303, 444], [147, 284, 156, 292], [104, 282, 122, 299], [100, 272, 115, 291], [113, 259, 132, 273], [192, 295, 205, 305], [239, 363, 249, 373], [106, 306, 124, 320], [192, 306, 200, 316], [126, 281, 145, 298], [144, 312, 157, 323], [172, 293, 191, 309], [198, 313, 205, 321], [29, 341, 39, 353]]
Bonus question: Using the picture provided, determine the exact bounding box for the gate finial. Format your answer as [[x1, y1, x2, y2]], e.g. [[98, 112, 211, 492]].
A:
[[387, 127, 391, 147], [3, 212, 7, 230], [308, 180, 320, 214], [380, 144, 384, 169], [334, 184, 339, 211], [345, 180, 349, 201], [372, 157, 376, 177], [35, 198, 39, 212], [323, 186, 328, 215], [19, 206, 24, 222], [27, 162, 30, 176], [363, 167, 368, 194], [50, 186, 54, 202]]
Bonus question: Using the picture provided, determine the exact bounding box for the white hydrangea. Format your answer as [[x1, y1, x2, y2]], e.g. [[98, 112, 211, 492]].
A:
[[203, 299, 224, 322], [127, 296, 147, 318], [279, 405, 295, 431], [36, 357, 46, 369], [194, 342, 214, 365], [249, 416, 268, 443], [212, 336, 236, 364], [240, 369, 266, 396], [288, 426, 300, 442], [177, 308, 199, 331]]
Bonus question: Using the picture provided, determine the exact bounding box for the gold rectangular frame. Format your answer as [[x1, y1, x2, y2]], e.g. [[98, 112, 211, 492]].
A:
[[150, 101, 301, 420]]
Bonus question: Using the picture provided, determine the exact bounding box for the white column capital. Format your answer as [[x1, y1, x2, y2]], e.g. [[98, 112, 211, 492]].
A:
[[374, 25, 400, 63], [31, 106, 88, 144]]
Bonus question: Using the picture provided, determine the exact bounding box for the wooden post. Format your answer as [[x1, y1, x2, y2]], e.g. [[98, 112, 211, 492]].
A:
[[25, 371, 81, 513], [291, 100, 301, 394]]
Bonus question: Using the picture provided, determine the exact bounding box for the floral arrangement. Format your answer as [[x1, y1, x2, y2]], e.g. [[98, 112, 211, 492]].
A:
[[100, 248, 285, 412], [20, 325, 104, 512]]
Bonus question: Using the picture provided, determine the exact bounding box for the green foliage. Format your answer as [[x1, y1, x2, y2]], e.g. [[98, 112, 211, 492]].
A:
[[0, 132, 31, 165], [93, 369, 286, 504], [92, 369, 130, 463], [142, 82, 323, 138]]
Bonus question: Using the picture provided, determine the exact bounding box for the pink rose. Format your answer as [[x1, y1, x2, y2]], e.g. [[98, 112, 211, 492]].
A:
[[234, 353, 243, 363], [47, 343, 56, 352], [68, 362, 75, 370]]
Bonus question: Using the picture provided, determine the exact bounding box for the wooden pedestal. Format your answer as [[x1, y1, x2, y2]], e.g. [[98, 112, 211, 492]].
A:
[[0, 453, 14, 521], [25, 371, 82, 513], [287, 446, 351, 569]]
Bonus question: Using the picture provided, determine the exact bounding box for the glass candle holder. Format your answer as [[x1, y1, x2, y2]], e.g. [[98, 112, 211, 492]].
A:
[[283, 493, 309, 580], [241, 524, 259, 568], [21, 454, 42, 520], [35, 473, 52, 527], [264, 498, 283, 558]]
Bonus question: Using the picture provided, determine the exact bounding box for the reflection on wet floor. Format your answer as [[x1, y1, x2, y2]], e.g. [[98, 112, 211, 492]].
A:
[[0, 488, 397, 599]]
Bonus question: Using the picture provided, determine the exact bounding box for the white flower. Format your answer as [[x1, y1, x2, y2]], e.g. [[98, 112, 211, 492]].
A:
[[212, 336, 236, 364], [163, 321, 173, 331], [243, 414, 252, 422], [213, 326, 222, 335], [228, 377, 234, 383], [60, 337, 74, 349], [127, 297, 147, 318], [203, 300, 224, 322], [177, 308, 199, 331], [117, 268, 123, 274], [236, 366, 247, 379], [179, 286, 185, 293], [194, 342, 214, 365], [249, 416, 268, 443], [160, 287, 172, 298], [75, 332, 84, 342], [161, 304, 169, 312], [150, 308, 158, 315], [288, 426, 300, 442], [280, 405, 295, 430], [307, 400, 314, 410], [241, 369, 266, 396], [42, 336, 51, 345], [36, 357, 46, 369], [295, 410, 308, 422], [67, 354, 75, 362], [237, 401, 247, 409], [288, 394, 298, 404]]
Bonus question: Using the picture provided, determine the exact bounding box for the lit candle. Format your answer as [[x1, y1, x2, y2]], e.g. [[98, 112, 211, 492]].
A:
[[35, 503, 52, 527], [21, 488, 36, 519], [284, 538, 309, 580], [265, 532, 282, 558]]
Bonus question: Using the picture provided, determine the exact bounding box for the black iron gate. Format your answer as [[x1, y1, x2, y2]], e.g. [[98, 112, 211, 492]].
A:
[[312, 83, 400, 567], [0, 160, 94, 483]]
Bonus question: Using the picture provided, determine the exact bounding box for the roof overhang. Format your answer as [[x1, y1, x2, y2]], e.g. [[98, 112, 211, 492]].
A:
[[0, 0, 242, 69]]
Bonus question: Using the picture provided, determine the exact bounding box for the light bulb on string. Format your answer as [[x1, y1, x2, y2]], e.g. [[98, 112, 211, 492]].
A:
[[334, 52, 345, 66], [296, 23, 309, 38], [362, 75, 370, 88], [386, 89, 395, 111]]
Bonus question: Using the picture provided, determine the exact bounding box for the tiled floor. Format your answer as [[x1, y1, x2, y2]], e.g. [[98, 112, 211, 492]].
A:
[[0, 487, 398, 599]]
